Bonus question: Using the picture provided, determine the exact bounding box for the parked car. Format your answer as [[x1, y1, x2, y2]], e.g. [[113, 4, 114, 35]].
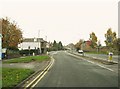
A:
[[78, 50, 84, 56], [78, 50, 83, 53]]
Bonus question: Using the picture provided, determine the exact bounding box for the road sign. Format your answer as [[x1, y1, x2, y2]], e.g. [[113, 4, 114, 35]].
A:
[[0, 34, 2, 60]]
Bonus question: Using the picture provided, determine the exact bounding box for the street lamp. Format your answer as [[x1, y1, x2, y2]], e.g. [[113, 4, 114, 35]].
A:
[[38, 30, 41, 54]]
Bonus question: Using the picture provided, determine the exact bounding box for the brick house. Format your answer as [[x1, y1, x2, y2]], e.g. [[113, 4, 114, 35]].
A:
[[81, 40, 96, 52]]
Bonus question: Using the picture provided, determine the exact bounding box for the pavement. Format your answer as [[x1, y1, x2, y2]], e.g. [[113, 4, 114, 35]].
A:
[[2, 60, 50, 71], [34, 51, 118, 88]]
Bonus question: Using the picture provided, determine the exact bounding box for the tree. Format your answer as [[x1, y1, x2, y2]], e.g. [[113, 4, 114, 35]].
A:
[[52, 40, 58, 51], [2, 17, 23, 49], [75, 39, 84, 51], [58, 41, 63, 50], [53, 40, 57, 46], [113, 38, 120, 54], [51, 40, 64, 51], [89, 32, 97, 48], [104, 28, 117, 51]]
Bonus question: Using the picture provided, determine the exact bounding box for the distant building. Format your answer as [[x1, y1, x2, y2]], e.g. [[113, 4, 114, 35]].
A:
[[66, 43, 76, 51], [18, 38, 47, 54], [81, 40, 93, 52]]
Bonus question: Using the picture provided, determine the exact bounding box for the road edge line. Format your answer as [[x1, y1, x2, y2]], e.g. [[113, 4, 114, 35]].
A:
[[67, 52, 114, 72]]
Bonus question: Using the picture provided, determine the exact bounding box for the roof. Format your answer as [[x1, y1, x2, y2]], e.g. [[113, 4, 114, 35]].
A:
[[22, 38, 45, 42]]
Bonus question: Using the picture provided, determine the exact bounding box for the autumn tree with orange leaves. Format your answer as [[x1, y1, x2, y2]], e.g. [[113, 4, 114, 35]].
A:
[[2, 17, 23, 49], [89, 32, 97, 48]]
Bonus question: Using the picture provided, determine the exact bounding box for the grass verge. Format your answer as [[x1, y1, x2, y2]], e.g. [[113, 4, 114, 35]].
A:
[[2, 68, 34, 88], [3, 55, 50, 63]]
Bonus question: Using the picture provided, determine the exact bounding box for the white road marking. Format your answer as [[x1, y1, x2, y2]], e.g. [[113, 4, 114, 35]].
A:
[[66, 52, 114, 72], [96, 64, 114, 72]]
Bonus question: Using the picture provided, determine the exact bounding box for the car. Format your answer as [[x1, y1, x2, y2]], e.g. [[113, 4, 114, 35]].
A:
[[78, 50, 84, 56], [78, 50, 83, 53]]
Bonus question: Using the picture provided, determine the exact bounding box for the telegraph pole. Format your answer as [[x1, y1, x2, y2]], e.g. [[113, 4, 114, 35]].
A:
[[45, 36, 47, 41], [45, 36, 47, 53], [38, 30, 41, 54]]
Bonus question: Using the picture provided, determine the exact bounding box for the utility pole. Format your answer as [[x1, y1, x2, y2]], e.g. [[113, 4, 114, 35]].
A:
[[38, 30, 41, 54], [45, 36, 47, 53], [45, 36, 47, 41]]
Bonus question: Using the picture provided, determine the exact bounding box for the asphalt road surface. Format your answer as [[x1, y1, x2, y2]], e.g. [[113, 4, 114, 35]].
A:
[[34, 51, 118, 88]]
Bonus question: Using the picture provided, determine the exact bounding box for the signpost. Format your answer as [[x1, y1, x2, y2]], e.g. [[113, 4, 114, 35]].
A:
[[0, 34, 2, 60]]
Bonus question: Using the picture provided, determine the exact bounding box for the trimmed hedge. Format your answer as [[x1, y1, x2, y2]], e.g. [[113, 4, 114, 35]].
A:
[[19, 49, 39, 56]]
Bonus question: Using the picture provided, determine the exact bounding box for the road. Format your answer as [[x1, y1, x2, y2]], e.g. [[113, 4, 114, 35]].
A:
[[34, 51, 118, 88]]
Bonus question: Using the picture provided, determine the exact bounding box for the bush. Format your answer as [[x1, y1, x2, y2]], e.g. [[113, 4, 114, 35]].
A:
[[3, 48, 21, 59], [19, 49, 38, 56], [8, 47, 19, 51]]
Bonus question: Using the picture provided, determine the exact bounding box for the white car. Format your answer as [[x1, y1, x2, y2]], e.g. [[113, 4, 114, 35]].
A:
[[78, 50, 83, 53]]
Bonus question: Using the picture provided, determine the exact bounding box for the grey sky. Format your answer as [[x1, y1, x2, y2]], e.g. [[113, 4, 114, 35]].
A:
[[1, 0, 119, 45]]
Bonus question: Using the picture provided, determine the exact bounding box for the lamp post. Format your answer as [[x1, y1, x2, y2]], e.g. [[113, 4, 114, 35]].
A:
[[38, 30, 41, 54]]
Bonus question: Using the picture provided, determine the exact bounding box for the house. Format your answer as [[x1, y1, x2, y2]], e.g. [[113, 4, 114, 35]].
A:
[[81, 40, 94, 52], [18, 38, 47, 54], [66, 43, 76, 51]]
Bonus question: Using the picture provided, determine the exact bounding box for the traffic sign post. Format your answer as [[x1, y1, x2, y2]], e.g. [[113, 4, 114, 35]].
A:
[[0, 34, 2, 60]]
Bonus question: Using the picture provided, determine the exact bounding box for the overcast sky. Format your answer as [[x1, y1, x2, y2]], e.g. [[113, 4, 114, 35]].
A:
[[0, 0, 119, 45]]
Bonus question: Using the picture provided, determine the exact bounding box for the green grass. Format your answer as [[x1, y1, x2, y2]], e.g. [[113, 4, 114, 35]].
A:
[[3, 55, 50, 63], [2, 68, 34, 87]]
